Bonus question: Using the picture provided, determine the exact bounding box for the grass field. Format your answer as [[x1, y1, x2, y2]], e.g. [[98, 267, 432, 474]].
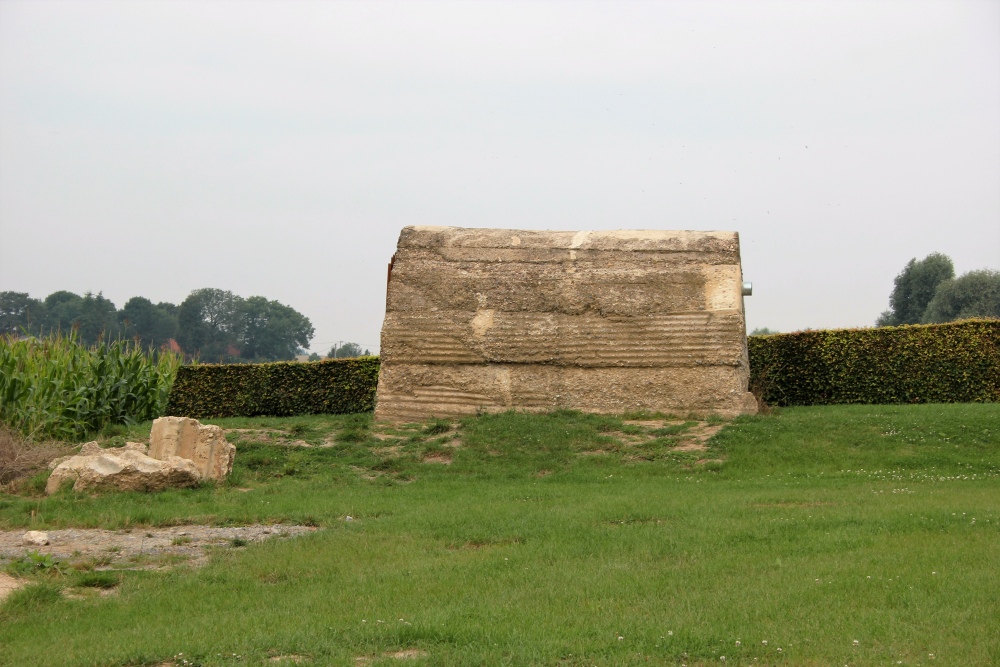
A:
[[1, 404, 998, 666]]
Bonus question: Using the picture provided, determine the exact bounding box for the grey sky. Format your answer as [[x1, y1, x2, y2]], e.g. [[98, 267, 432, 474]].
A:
[[1, 0, 998, 354]]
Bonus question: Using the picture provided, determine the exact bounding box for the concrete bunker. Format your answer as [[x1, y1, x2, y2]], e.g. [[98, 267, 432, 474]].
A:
[[375, 226, 757, 422]]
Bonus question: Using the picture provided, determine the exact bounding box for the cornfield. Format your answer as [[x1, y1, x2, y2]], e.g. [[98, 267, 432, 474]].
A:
[[0, 332, 181, 441]]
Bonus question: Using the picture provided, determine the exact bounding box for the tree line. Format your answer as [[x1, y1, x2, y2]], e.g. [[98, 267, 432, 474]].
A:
[[0, 288, 314, 363], [877, 253, 1000, 326]]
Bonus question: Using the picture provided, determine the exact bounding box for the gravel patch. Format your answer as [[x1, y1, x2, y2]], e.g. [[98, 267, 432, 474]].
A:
[[0, 524, 317, 570]]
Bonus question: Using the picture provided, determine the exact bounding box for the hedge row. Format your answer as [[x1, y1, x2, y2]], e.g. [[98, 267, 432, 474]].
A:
[[164, 320, 999, 418], [748, 319, 1000, 407], [165, 356, 380, 418]]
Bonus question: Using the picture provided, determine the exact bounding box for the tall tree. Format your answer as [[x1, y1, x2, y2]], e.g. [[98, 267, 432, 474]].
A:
[[238, 296, 314, 361], [0, 292, 46, 337], [76, 292, 120, 344], [119, 296, 178, 348], [877, 253, 955, 326], [43, 291, 84, 334], [922, 270, 1000, 323], [177, 288, 244, 361]]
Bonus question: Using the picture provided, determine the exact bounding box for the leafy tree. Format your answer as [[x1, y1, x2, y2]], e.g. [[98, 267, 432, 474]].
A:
[[176, 288, 314, 362], [749, 327, 779, 336], [37, 290, 117, 344], [328, 342, 364, 358], [177, 288, 244, 361], [237, 296, 314, 361], [0, 292, 46, 337], [877, 253, 955, 326], [307, 352, 322, 362], [922, 270, 1000, 323], [119, 297, 178, 348], [43, 291, 84, 333], [76, 292, 121, 344]]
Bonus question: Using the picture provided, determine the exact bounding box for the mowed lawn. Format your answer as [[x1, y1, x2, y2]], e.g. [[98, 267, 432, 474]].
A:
[[1, 404, 998, 666]]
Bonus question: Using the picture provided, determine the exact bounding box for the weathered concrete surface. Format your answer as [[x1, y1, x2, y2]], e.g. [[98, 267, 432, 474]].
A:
[[149, 417, 235, 481], [45, 441, 201, 495], [375, 227, 757, 421]]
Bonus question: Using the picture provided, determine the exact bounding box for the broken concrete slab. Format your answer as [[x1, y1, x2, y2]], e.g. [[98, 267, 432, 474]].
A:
[[149, 417, 235, 481], [45, 442, 201, 495]]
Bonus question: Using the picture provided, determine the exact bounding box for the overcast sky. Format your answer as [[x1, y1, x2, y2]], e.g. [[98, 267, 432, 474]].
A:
[[1, 0, 998, 354]]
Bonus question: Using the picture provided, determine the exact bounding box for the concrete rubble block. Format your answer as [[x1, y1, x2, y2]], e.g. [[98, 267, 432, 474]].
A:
[[376, 226, 758, 422], [45, 443, 201, 495], [149, 416, 235, 481], [22, 531, 49, 546]]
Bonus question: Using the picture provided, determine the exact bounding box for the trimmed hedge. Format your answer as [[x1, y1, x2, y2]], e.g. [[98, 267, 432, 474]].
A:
[[165, 357, 380, 418], [165, 320, 999, 418], [748, 319, 1000, 407]]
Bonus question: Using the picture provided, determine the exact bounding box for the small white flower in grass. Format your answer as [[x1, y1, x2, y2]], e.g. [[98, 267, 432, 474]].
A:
[[668, 631, 673, 636], [720, 657, 725, 662], [735, 640, 741, 646], [762, 640, 767, 646], [853, 640, 859, 646], [777, 648, 782, 653], [618, 636, 624, 641], [929, 654, 935, 659]]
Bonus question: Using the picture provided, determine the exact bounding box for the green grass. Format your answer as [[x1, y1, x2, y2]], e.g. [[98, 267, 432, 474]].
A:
[[1, 404, 998, 666]]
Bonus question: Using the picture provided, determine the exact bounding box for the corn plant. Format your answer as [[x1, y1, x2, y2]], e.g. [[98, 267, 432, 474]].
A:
[[0, 331, 180, 440]]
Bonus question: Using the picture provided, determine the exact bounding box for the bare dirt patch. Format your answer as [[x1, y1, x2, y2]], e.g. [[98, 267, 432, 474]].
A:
[[387, 649, 428, 660], [679, 423, 724, 445], [622, 420, 687, 428], [357, 649, 428, 663], [604, 431, 650, 446], [0, 525, 317, 570], [0, 572, 24, 603], [599, 419, 726, 456], [269, 655, 309, 664]]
